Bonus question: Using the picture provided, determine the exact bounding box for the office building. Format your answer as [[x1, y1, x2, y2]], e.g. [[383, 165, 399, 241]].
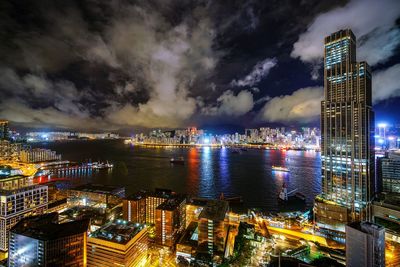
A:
[[0, 121, 9, 140], [123, 188, 178, 225], [123, 191, 147, 224], [371, 192, 400, 242], [155, 195, 186, 247], [87, 220, 148, 267], [346, 221, 385, 267], [315, 29, 375, 231], [377, 151, 400, 193], [0, 175, 48, 253], [185, 198, 208, 228], [19, 148, 61, 163], [8, 213, 89, 267], [197, 200, 229, 257]]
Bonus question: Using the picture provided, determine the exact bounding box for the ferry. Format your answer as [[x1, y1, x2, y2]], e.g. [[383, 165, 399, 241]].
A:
[[92, 162, 114, 169], [170, 157, 185, 165], [272, 166, 289, 172]]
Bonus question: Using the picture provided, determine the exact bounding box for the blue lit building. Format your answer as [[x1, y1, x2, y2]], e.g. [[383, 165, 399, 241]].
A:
[[377, 152, 400, 193], [314, 29, 375, 231]]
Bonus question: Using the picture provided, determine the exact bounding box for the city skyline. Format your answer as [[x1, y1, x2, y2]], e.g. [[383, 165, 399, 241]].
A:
[[0, 0, 399, 132], [1, 1, 400, 266]]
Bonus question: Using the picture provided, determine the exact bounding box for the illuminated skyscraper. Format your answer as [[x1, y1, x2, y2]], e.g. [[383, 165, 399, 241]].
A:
[[314, 29, 375, 231]]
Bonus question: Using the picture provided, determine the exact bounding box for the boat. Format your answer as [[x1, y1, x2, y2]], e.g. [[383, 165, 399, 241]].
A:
[[170, 157, 185, 165], [272, 166, 289, 172], [92, 161, 114, 169]]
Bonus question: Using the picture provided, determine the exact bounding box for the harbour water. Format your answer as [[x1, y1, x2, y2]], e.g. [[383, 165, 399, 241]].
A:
[[34, 140, 321, 212]]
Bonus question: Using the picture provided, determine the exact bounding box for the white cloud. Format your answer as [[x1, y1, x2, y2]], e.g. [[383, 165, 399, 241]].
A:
[[231, 58, 277, 87], [259, 86, 323, 122], [373, 64, 400, 103], [291, 0, 400, 66], [202, 90, 254, 116]]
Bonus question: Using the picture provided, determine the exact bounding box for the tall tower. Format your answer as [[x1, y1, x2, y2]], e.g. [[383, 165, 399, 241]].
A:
[[314, 29, 375, 231]]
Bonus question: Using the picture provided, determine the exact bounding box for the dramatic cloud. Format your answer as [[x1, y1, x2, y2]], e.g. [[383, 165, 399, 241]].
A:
[[291, 0, 400, 66], [259, 87, 323, 123], [231, 58, 277, 87], [373, 64, 400, 103], [0, 2, 224, 129], [202, 90, 254, 116]]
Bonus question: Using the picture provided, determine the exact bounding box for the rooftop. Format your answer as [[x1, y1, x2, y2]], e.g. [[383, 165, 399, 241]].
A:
[[347, 221, 384, 233], [198, 200, 228, 221], [157, 195, 187, 211], [125, 188, 181, 201], [11, 212, 89, 241], [89, 220, 145, 244]]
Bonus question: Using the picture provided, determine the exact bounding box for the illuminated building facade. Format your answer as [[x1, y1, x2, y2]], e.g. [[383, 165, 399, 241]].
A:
[[346, 221, 385, 267], [123, 188, 176, 225], [87, 220, 148, 267], [19, 148, 61, 163], [185, 198, 208, 228], [8, 213, 89, 267], [0, 175, 48, 252], [197, 200, 229, 257], [123, 191, 147, 224], [0, 120, 9, 140], [377, 152, 400, 193], [315, 29, 375, 230], [155, 195, 186, 247]]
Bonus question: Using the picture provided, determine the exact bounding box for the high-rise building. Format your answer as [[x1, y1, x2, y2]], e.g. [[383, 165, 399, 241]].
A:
[[377, 152, 400, 193], [8, 213, 89, 267], [87, 220, 148, 267], [123, 191, 147, 224], [315, 29, 375, 231], [0, 175, 48, 253], [0, 120, 9, 140], [346, 221, 385, 267], [155, 195, 186, 247], [123, 188, 178, 225], [197, 200, 229, 258]]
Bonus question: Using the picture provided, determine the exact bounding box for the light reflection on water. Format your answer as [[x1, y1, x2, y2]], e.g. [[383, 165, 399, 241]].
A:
[[34, 140, 321, 211]]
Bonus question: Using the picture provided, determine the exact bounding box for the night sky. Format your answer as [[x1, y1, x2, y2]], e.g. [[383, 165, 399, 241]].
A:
[[0, 0, 399, 133]]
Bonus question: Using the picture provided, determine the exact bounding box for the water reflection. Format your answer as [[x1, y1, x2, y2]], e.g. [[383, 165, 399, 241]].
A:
[[219, 147, 230, 193], [188, 148, 199, 183], [199, 146, 216, 197]]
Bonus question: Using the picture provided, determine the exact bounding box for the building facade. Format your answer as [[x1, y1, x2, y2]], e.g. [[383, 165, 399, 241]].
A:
[[0, 176, 48, 252], [87, 220, 148, 267], [8, 213, 89, 267], [346, 221, 385, 267], [197, 200, 229, 258], [19, 148, 61, 163], [377, 152, 400, 193], [155, 196, 186, 247], [315, 29, 375, 230]]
